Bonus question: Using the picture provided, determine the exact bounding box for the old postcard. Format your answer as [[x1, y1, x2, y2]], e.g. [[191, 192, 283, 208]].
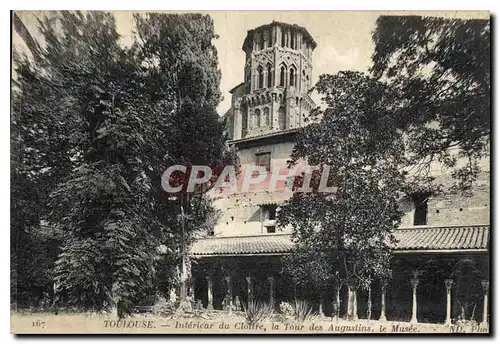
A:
[[10, 10, 490, 334]]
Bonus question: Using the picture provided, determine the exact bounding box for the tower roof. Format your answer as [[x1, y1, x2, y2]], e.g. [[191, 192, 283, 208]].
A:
[[242, 21, 317, 51]]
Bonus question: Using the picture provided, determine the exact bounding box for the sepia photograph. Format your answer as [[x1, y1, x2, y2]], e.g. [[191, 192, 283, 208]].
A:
[[9, 9, 491, 335]]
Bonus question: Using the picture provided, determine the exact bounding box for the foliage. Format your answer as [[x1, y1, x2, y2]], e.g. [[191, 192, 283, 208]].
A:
[[456, 301, 478, 326], [152, 295, 176, 317], [241, 301, 273, 325], [279, 71, 405, 302], [372, 15, 490, 191], [11, 11, 233, 313], [279, 301, 293, 317], [290, 299, 315, 323], [281, 245, 334, 294], [133, 12, 236, 254]]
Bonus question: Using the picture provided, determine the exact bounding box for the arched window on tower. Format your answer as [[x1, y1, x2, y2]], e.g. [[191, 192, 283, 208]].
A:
[[258, 66, 264, 89], [260, 34, 265, 50], [290, 32, 295, 49], [242, 107, 248, 136], [280, 66, 286, 87], [278, 107, 286, 130], [267, 64, 272, 88], [289, 67, 295, 87], [281, 30, 286, 47], [245, 71, 251, 92], [254, 34, 259, 51], [254, 109, 261, 127], [263, 107, 270, 126]]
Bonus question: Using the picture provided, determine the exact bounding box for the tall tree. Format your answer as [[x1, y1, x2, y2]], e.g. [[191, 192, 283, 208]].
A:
[[11, 11, 233, 314], [371, 15, 490, 191], [279, 71, 406, 320], [133, 13, 236, 300]]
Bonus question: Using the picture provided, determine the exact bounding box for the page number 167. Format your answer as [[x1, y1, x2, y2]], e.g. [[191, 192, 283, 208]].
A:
[[32, 320, 46, 329]]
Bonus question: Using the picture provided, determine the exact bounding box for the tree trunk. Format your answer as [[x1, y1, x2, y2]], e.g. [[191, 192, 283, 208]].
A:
[[346, 285, 355, 321], [353, 288, 358, 320], [367, 286, 372, 321], [332, 284, 340, 322], [337, 285, 341, 321], [319, 293, 324, 317], [109, 294, 119, 318]]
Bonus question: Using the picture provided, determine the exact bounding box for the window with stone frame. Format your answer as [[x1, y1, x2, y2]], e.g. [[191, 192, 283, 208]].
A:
[[266, 225, 276, 233], [280, 66, 286, 86], [255, 152, 271, 171], [241, 108, 248, 137], [289, 67, 295, 87], [245, 71, 251, 92], [254, 109, 261, 127], [262, 204, 278, 220], [278, 106, 286, 130], [412, 193, 430, 226], [263, 107, 270, 126], [258, 66, 264, 89], [267, 64, 272, 87]]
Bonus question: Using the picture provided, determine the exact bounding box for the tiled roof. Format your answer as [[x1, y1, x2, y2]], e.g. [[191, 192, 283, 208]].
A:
[[228, 128, 298, 145], [190, 225, 489, 257], [392, 225, 489, 251], [190, 233, 294, 256]]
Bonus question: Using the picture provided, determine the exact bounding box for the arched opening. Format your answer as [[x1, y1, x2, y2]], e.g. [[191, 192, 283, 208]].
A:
[[289, 67, 295, 87], [290, 32, 295, 49], [278, 107, 286, 130], [259, 34, 265, 50], [245, 71, 251, 92], [281, 30, 286, 47], [267, 64, 272, 88], [280, 66, 286, 87], [263, 107, 270, 126], [258, 66, 264, 89], [254, 109, 261, 127], [242, 105, 248, 136]]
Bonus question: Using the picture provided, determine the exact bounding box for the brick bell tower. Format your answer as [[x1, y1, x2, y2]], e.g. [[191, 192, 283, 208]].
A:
[[230, 22, 317, 140]]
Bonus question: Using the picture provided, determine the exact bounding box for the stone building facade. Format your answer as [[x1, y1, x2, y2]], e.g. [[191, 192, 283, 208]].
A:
[[189, 22, 490, 326]]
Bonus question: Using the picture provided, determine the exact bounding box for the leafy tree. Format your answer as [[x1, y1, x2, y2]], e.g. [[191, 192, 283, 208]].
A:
[[12, 11, 167, 313], [372, 15, 490, 191], [279, 71, 406, 320], [133, 13, 236, 300], [11, 11, 233, 314]]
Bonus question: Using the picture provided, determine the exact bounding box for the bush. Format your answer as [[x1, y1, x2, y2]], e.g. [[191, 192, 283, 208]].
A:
[[152, 296, 176, 317], [291, 299, 315, 323], [241, 300, 273, 325], [279, 301, 293, 317]]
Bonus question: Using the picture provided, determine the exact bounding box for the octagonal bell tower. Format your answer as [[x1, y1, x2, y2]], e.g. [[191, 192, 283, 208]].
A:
[[230, 22, 317, 140]]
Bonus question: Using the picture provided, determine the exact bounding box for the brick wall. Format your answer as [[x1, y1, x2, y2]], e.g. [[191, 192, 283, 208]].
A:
[[400, 170, 490, 228], [212, 137, 490, 235]]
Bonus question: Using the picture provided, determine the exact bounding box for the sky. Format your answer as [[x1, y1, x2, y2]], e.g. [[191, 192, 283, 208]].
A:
[[14, 10, 488, 116], [113, 11, 380, 114]]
